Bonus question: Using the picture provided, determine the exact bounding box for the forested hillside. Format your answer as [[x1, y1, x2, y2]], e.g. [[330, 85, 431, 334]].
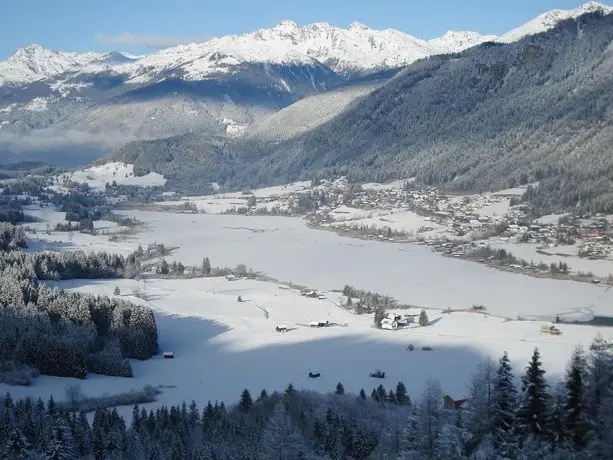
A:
[[109, 11, 613, 213], [3, 340, 613, 459]]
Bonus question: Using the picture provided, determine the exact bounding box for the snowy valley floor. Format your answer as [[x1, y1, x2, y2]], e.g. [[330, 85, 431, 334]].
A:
[[2, 276, 612, 422], [6, 205, 613, 421]]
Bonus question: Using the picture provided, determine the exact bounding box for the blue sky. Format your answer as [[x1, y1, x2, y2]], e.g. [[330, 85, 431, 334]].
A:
[[2, 0, 605, 58]]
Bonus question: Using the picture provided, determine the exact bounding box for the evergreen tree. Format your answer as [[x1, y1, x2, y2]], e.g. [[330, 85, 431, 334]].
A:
[[335, 382, 345, 395], [257, 389, 268, 402], [238, 389, 253, 413], [373, 306, 386, 328], [396, 381, 409, 405], [467, 357, 496, 443], [3, 425, 30, 459], [492, 351, 518, 454], [419, 309, 429, 327], [202, 257, 211, 276], [44, 417, 76, 460], [113, 286, 120, 296], [359, 389, 366, 400], [564, 346, 588, 450], [517, 348, 551, 440]]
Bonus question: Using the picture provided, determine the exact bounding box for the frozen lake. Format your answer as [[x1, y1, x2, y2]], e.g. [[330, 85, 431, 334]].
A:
[[116, 210, 613, 320]]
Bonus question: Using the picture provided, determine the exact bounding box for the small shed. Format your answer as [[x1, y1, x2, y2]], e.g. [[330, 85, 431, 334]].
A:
[[163, 352, 174, 359]]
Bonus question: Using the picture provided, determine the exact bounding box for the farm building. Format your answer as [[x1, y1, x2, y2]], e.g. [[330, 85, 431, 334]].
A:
[[163, 352, 174, 359], [275, 325, 288, 333], [309, 320, 330, 328], [541, 325, 561, 335], [443, 395, 469, 410], [381, 318, 399, 330]]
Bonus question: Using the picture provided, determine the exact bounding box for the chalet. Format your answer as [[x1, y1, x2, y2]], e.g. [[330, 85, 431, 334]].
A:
[[163, 352, 174, 359], [443, 394, 469, 410]]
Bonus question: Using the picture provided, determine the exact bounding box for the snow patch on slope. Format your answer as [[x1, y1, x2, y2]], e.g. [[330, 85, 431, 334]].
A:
[[58, 162, 166, 191]]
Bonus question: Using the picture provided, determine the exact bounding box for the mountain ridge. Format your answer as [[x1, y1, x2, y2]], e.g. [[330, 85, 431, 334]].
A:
[[1, 1, 612, 167], [105, 10, 613, 214], [4, 2, 611, 86]]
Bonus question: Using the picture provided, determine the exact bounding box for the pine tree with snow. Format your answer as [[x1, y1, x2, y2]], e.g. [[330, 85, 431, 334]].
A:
[[493, 351, 518, 453], [419, 309, 429, 327], [3, 425, 31, 459], [359, 388, 366, 400], [113, 286, 120, 296], [467, 357, 496, 443], [259, 402, 313, 459], [564, 345, 588, 450], [517, 348, 552, 440], [434, 423, 466, 460], [44, 417, 76, 460]]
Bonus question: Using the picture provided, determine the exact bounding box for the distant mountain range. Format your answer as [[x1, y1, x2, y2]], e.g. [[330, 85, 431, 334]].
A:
[[106, 7, 613, 215], [1, 1, 610, 164]]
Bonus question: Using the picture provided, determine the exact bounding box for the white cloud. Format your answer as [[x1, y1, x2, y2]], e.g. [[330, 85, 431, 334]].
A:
[[95, 32, 207, 50]]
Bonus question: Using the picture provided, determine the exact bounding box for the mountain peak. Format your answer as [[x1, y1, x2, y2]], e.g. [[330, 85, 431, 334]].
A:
[[349, 21, 370, 31], [581, 1, 612, 13], [273, 20, 299, 32], [498, 1, 613, 43]]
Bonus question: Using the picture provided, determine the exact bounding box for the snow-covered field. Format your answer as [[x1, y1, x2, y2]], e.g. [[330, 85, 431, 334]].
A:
[[22, 207, 613, 320], [329, 208, 442, 235], [1, 276, 610, 422], [56, 162, 166, 191]]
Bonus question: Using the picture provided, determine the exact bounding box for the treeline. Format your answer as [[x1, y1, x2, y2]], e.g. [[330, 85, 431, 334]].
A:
[[0, 263, 158, 381], [4, 337, 613, 458], [0, 242, 170, 281], [342, 284, 409, 315], [53, 193, 109, 223]]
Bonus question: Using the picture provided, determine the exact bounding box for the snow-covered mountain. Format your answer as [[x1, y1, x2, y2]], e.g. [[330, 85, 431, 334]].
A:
[[498, 1, 613, 43], [3, 2, 612, 87], [0, 1, 611, 165]]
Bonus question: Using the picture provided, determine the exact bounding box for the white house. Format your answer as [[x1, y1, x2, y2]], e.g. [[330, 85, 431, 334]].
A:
[[381, 318, 399, 330]]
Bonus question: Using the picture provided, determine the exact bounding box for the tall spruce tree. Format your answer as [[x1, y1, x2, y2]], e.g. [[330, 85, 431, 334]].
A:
[[238, 389, 253, 414], [564, 346, 588, 450], [517, 348, 551, 440], [493, 352, 518, 448]]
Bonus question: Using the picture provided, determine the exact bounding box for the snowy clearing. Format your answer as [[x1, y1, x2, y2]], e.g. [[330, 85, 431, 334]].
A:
[[1, 276, 610, 422]]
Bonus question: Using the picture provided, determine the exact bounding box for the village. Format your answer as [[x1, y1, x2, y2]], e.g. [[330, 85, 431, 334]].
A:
[[205, 177, 613, 282]]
